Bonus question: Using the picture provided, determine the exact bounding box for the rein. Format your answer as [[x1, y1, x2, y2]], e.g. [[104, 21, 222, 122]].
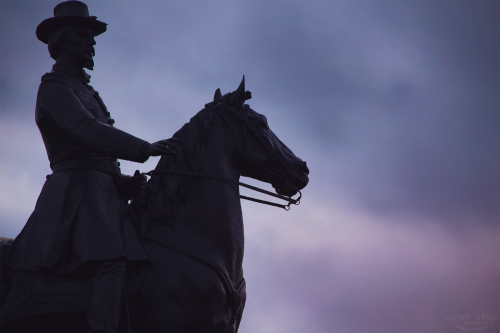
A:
[[143, 169, 301, 211]]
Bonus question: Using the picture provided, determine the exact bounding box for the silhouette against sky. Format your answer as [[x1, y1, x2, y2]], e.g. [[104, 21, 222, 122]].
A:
[[1, 1, 498, 332]]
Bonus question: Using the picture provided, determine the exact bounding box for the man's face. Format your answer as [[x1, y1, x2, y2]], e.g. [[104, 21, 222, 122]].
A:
[[63, 26, 96, 70]]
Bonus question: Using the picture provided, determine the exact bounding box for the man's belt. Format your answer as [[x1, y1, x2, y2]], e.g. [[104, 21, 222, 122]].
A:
[[52, 159, 121, 175]]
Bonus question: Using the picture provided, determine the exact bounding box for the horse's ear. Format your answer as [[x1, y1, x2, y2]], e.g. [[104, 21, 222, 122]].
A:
[[214, 88, 222, 101], [233, 75, 245, 103]]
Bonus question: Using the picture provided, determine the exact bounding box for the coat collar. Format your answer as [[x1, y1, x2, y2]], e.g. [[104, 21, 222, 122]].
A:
[[51, 62, 91, 83]]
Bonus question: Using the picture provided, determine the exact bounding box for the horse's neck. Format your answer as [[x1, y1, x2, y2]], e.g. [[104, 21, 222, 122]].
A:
[[184, 117, 243, 206], [148, 118, 246, 283], [175, 113, 242, 180], [149, 116, 244, 228]]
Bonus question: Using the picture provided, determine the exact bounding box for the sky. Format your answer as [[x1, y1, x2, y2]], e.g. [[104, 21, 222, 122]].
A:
[[0, 0, 499, 332]]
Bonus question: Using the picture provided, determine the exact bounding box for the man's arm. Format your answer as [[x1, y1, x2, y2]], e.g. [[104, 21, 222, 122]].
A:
[[38, 79, 175, 162]]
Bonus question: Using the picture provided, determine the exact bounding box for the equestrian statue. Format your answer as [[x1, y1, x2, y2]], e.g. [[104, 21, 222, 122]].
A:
[[0, 1, 309, 332]]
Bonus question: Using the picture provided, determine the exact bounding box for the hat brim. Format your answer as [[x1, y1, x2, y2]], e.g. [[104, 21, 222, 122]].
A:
[[36, 16, 107, 44]]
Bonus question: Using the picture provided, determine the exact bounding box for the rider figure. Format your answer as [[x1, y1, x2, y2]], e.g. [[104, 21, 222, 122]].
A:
[[5, 1, 176, 331]]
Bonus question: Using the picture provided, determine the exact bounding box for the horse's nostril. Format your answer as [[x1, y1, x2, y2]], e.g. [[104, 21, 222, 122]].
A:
[[303, 162, 309, 175]]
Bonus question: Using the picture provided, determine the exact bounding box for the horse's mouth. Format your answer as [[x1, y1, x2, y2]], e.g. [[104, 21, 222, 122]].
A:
[[274, 162, 309, 197]]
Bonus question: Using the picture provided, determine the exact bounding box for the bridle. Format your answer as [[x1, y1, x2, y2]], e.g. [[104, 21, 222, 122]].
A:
[[142, 105, 303, 210], [143, 169, 301, 211]]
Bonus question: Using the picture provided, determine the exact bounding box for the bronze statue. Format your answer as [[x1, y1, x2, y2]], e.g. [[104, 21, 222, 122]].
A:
[[0, 1, 309, 332]]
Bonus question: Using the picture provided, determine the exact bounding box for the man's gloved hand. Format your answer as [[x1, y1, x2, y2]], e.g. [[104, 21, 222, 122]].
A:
[[119, 170, 147, 202], [145, 138, 181, 157]]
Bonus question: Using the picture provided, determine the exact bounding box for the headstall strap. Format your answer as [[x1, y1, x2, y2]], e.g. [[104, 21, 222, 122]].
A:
[[144, 169, 301, 211]]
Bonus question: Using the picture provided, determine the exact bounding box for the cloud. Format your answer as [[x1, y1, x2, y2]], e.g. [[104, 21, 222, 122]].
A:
[[240, 199, 499, 332]]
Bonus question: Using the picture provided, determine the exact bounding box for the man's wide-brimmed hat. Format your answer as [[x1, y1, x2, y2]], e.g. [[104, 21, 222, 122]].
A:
[[36, 0, 107, 44]]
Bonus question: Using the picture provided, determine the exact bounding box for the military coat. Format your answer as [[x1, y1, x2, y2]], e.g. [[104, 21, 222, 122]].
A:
[[6, 63, 151, 274]]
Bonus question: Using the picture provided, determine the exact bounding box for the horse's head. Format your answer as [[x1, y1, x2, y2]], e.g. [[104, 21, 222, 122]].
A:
[[220, 77, 309, 197]]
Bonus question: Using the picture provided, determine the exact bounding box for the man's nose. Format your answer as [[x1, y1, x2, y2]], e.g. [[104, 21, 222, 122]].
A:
[[89, 38, 96, 46]]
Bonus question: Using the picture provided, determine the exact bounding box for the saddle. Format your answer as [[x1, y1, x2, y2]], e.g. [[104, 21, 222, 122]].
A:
[[0, 237, 146, 324]]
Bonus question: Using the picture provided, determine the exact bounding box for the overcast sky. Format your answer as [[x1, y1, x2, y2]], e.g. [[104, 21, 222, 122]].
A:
[[1, 1, 498, 332]]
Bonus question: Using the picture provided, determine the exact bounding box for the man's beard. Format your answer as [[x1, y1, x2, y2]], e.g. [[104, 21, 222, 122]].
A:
[[82, 47, 95, 71], [84, 57, 94, 71], [67, 46, 94, 70]]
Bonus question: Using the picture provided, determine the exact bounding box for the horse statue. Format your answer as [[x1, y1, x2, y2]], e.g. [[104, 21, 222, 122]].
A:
[[0, 77, 309, 332]]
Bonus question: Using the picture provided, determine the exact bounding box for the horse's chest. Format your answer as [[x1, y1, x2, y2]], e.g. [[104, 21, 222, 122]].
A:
[[151, 212, 245, 285]]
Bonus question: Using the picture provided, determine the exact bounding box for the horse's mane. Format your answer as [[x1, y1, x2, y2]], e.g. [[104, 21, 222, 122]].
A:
[[127, 91, 244, 240]]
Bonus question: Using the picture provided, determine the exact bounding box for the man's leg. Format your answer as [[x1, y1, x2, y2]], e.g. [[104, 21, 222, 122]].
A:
[[88, 258, 127, 332]]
